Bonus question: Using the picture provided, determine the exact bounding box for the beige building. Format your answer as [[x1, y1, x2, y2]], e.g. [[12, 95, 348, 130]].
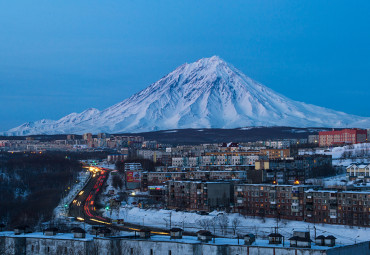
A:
[[347, 163, 370, 182]]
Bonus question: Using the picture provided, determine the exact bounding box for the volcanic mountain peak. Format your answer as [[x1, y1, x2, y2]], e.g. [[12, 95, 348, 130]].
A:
[[3, 57, 370, 135]]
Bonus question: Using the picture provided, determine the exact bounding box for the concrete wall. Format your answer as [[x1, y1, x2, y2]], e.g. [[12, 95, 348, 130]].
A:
[[25, 238, 90, 255], [5, 236, 26, 255], [0, 236, 5, 255], [120, 239, 196, 255], [0, 234, 369, 255], [327, 241, 370, 255], [229, 245, 328, 255]]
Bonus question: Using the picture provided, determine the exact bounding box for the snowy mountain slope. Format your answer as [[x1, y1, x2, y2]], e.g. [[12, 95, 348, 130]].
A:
[[3, 56, 370, 135]]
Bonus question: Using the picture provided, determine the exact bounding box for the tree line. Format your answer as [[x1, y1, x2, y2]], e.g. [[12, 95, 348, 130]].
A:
[[0, 152, 83, 229]]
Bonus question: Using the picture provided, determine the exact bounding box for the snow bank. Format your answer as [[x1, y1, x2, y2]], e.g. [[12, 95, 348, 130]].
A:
[[103, 207, 369, 245]]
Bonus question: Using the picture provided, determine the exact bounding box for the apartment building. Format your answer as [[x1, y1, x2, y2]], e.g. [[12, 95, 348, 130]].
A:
[[304, 190, 370, 226], [234, 184, 370, 227], [319, 129, 367, 147], [172, 155, 260, 167], [255, 155, 332, 184], [143, 170, 246, 186], [347, 163, 370, 182], [234, 184, 313, 221], [167, 180, 231, 211], [204, 148, 290, 159]]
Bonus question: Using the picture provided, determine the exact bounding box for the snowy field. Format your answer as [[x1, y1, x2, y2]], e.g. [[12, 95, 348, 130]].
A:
[[300, 143, 370, 166], [103, 207, 369, 245]]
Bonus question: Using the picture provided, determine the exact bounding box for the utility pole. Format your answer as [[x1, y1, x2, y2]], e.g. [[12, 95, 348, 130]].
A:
[[169, 212, 172, 229]]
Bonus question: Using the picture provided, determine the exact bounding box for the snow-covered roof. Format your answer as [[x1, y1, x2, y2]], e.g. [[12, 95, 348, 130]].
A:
[[126, 234, 341, 250], [0, 231, 94, 241], [305, 189, 337, 193]]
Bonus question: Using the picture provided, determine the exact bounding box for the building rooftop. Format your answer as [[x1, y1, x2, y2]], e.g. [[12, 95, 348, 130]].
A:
[[0, 231, 357, 251], [128, 234, 342, 250], [0, 231, 94, 241]]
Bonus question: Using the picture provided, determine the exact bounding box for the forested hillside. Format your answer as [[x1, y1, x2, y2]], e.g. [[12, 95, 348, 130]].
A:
[[0, 152, 83, 228]]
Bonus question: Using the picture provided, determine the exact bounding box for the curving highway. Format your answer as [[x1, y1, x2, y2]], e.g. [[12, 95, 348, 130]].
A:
[[68, 166, 172, 235]]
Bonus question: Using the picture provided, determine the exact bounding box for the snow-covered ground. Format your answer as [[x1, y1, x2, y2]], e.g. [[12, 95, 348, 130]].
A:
[[306, 174, 349, 188], [299, 143, 370, 167], [103, 207, 369, 246]]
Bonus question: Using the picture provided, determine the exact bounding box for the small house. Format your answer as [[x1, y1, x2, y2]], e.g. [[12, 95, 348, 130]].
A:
[[315, 235, 325, 246], [170, 228, 183, 239], [98, 227, 112, 237], [244, 234, 256, 245], [92, 226, 102, 236], [44, 227, 58, 236], [139, 228, 151, 239], [268, 233, 283, 244], [324, 235, 336, 247], [71, 227, 86, 238], [14, 225, 31, 235], [196, 230, 213, 243], [289, 231, 312, 248]]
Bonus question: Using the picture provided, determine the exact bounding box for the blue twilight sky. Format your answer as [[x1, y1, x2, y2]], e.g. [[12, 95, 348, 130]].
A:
[[0, 1, 369, 131]]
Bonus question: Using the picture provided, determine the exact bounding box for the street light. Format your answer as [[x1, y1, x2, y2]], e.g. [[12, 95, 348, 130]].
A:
[[355, 235, 360, 244]]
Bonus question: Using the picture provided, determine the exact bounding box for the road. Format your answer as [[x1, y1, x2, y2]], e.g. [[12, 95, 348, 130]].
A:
[[68, 166, 173, 235]]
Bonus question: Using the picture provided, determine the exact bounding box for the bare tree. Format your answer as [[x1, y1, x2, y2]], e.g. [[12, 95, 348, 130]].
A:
[[217, 214, 229, 235], [197, 219, 211, 230], [210, 217, 217, 235], [231, 218, 241, 235]]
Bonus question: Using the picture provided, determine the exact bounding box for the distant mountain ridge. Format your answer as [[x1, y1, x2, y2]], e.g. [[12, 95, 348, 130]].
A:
[[3, 56, 370, 135]]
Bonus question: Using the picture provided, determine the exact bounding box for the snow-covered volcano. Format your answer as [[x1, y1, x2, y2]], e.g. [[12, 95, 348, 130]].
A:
[[4, 56, 370, 135]]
